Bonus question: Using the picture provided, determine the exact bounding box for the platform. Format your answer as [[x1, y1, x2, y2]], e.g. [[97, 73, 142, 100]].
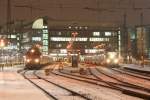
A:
[[120, 64, 150, 74], [0, 67, 49, 100]]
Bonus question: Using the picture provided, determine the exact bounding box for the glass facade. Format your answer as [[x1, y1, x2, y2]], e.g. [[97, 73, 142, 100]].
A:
[[49, 28, 119, 55]]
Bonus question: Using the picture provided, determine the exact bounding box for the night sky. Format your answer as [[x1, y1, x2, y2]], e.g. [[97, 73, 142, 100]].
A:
[[1, 0, 150, 27]]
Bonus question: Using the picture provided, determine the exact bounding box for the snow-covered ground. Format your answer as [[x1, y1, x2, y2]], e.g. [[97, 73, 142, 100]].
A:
[[37, 69, 143, 100], [120, 64, 150, 72], [0, 64, 146, 100], [0, 67, 49, 100]]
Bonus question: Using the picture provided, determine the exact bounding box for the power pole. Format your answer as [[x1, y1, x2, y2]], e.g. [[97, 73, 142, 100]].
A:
[[140, 12, 144, 67], [7, 0, 11, 37], [122, 13, 128, 63]]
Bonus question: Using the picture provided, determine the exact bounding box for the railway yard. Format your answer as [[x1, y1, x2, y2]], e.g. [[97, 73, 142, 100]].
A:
[[0, 63, 150, 100]]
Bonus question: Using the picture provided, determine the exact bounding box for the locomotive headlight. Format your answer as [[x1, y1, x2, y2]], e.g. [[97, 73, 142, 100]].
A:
[[114, 59, 118, 64], [35, 59, 39, 63], [106, 59, 110, 63]]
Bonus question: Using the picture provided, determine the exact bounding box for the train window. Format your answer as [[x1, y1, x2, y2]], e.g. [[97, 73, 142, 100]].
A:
[[105, 32, 111, 36]]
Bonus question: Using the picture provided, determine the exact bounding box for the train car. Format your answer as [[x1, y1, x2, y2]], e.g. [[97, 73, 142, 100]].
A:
[[24, 46, 52, 69], [84, 51, 120, 67], [105, 52, 119, 67], [24, 46, 41, 69]]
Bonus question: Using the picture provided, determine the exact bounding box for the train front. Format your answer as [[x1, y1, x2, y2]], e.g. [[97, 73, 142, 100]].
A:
[[24, 47, 41, 69], [105, 52, 119, 67]]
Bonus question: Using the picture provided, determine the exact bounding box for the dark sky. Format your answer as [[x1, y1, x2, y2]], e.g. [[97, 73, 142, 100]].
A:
[[1, 0, 150, 27]]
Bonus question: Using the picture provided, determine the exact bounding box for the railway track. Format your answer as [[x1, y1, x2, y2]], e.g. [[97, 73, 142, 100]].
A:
[[87, 67, 150, 99], [122, 68, 150, 78], [21, 63, 150, 99], [59, 69, 145, 90], [22, 70, 91, 100], [111, 68, 150, 81], [48, 67, 150, 99], [94, 67, 150, 92], [34, 71, 92, 100], [22, 70, 58, 100], [50, 70, 144, 99]]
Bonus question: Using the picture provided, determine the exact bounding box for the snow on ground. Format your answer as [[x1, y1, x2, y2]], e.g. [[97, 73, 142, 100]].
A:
[[98, 67, 150, 88], [121, 64, 150, 72], [0, 67, 49, 100], [26, 70, 84, 100], [0, 64, 146, 100], [37, 70, 143, 100]]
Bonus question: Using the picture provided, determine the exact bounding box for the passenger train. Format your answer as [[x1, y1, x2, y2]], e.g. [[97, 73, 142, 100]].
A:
[[24, 46, 52, 69], [84, 51, 120, 67]]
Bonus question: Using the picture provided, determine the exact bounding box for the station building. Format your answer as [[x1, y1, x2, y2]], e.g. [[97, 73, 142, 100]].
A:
[[48, 26, 120, 60]]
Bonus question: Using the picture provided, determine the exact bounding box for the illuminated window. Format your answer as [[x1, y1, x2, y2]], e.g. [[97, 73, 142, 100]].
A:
[[43, 34, 48, 39], [43, 46, 48, 51], [56, 44, 62, 48], [43, 40, 48, 45], [85, 49, 97, 53], [50, 37, 88, 41], [89, 38, 109, 42], [60, 49, 67, 53], [17, 43, 20, 46], [32, 37, 41, 41], [105, 32, 111, 36], [11, 35, 16, 38], [93, 32, 100, 36], [43, 30, 48, 33], [17, 37, 19, 40]]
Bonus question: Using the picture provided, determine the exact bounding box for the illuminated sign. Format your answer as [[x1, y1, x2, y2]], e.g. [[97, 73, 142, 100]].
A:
[[50, 37, 88, 41]]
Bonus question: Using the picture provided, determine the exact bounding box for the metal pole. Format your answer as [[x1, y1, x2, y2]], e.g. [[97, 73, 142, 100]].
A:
[[140, 12, 144, 67], [123, 12, 128, 63], [2, 47, 4, 70], [7, 0, 11, 36]]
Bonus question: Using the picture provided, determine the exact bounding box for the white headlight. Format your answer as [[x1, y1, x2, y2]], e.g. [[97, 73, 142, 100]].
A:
[[35, 59, 39, 63], [114, 59, 118, 63], [109, 54, 115, 59], [106, 59, 110, 63]]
